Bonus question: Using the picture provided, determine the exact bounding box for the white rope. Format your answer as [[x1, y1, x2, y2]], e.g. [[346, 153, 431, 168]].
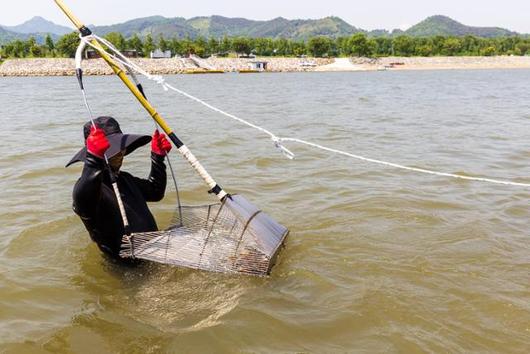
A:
[[79, 35, 530, 188], [279, 138, 530, 187], [82, 34, 296, 159]]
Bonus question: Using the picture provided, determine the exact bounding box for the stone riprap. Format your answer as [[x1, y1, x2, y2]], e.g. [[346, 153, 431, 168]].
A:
[[1, 56, 530, 77], [0, 57, 334, 76]]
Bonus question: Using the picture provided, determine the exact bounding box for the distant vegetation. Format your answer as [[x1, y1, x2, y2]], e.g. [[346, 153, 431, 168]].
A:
[[0, 15, 527, 60], [90, 15, 519, 40], [0, 14, 525, 46], [402, 15, 517, 38], [1, 32, 530, 59], [91, 16, 362, 41]]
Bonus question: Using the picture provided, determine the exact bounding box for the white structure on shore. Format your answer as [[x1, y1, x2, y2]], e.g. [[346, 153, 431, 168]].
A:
[[300, 60, 317, 67], [150, 49, 172, 59], [249, 61, 268, 71]]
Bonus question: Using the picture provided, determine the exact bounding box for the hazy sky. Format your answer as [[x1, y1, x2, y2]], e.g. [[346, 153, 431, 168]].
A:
[[3, 0, 530, 33]]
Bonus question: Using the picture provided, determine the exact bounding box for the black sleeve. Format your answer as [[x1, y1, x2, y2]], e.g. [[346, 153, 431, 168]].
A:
[[72, 153, 106, 218], [132, 152, 168, 202]]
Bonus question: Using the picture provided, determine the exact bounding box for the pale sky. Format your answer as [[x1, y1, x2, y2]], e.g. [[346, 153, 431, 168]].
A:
[[2, 0, 530, 33]]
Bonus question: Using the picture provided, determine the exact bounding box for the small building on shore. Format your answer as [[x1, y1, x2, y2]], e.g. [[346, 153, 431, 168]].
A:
[[150, 49, 172, 59], [248, 61, 268, 72]]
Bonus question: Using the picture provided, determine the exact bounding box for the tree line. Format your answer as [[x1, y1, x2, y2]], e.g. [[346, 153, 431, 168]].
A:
[[2, 32, 530, 59]]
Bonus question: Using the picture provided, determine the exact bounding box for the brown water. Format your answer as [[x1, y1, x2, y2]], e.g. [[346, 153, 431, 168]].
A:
[[1, 71, 530, 353]]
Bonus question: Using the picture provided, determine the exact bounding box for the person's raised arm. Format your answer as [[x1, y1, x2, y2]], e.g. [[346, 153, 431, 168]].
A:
[[133, 130, 171, 202], [73, 127, 110, 217]]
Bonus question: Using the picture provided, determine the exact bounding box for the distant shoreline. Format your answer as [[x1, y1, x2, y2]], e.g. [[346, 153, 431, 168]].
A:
[[1, 56, 530, 77]]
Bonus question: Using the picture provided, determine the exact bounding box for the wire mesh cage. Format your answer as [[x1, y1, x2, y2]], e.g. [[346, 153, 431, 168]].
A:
[[120, 195, 289, 276]]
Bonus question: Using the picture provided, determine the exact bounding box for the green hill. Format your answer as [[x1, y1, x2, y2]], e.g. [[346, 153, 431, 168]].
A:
[[92, 15, 519, 40], [0, 27, 60, 45], [0, 27, 19, 43], [2, 15, 523, 45], [3, 16, 72, 35], [93, 16, 194, 38], [405, 15, 517, 38], [93, 15, 362, 40]]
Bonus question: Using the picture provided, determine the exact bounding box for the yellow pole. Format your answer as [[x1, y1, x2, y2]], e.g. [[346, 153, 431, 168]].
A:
[[54, 0, 228, 200], [54, 0, 84, 29], [54, 0, 174, 136]]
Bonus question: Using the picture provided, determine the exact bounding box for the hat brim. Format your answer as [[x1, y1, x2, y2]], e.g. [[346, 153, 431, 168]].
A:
[[66, 133, 151, 167]]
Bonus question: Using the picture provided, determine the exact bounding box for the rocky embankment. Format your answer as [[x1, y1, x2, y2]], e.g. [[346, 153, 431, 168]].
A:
[[1, 56, 530, 76], [0, 57, 334, 76]]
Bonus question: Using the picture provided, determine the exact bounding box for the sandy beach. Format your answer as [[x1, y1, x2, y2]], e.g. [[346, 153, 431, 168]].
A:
[[1, 56, 530, 76]]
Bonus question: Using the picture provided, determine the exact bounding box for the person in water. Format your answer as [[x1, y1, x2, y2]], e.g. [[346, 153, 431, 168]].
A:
[[67, 116, 172, 258]]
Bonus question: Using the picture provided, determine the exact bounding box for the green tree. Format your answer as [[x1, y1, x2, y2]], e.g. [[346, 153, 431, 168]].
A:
[[416, 43, 434, 56], [498, 37, 518, 53], [307, 36, 332, 57], [170, 38, 183, 56], [247, 38, 257, 55], [104, 32, 126, 50], [232, 37, 251, 56], [194, 37, 207, 57], [180, 37, 195, 55], [291, 41, 307, 56], [336, 36, 350, 56], [1, 43, 15, 57], [348, 33, 374, 57], [515, 41, 530, 56], [274, 38, 292, 56], [27, 37, 43, 57], [45, 34, 55, 53], [10, 40, 27, 57], [481, 46, 497, 56], [462, 35, 480, 55], [143, 34, 155, 57], [393, 36, 415, 56], [442, 37, 463, 56], [56, 32, 80, 58], [158, 34, 168, 52], [207, 37, 219, 55], [127, 34, 143, 55], [374, 37, 393, 56], [13, 40, 27, 58], [253, 38, 274, 56], [219, 36, 231, 54]]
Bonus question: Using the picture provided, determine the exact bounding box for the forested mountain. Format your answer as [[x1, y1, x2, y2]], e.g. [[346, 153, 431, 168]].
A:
[[92, 15, 519, 40], [404, 15, 516, 38], [0, 27, 57, 45], [0, 27, 19, 43], [3, 16, 72, 35], [0, 14, 522, 46], [93, 16, 363, 40]]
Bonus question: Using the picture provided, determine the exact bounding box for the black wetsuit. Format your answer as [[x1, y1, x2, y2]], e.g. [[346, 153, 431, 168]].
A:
[[73, 152, 167, 258]]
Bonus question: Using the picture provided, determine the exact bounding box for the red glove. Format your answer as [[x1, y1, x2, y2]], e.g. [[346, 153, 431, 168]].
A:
[[86, 126, 110, 158], [151, 130, 172, 156]]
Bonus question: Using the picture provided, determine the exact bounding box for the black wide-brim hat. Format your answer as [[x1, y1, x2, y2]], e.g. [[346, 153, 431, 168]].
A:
[[66, 116, 151, 167]]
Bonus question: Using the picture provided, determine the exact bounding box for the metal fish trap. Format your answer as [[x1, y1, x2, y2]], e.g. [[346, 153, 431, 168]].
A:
[[120, 195, 289, 276]]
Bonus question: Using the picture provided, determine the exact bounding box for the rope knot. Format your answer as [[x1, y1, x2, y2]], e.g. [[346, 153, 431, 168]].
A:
[[271, 136, 295, 160], [148, 75, 169, 91]]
